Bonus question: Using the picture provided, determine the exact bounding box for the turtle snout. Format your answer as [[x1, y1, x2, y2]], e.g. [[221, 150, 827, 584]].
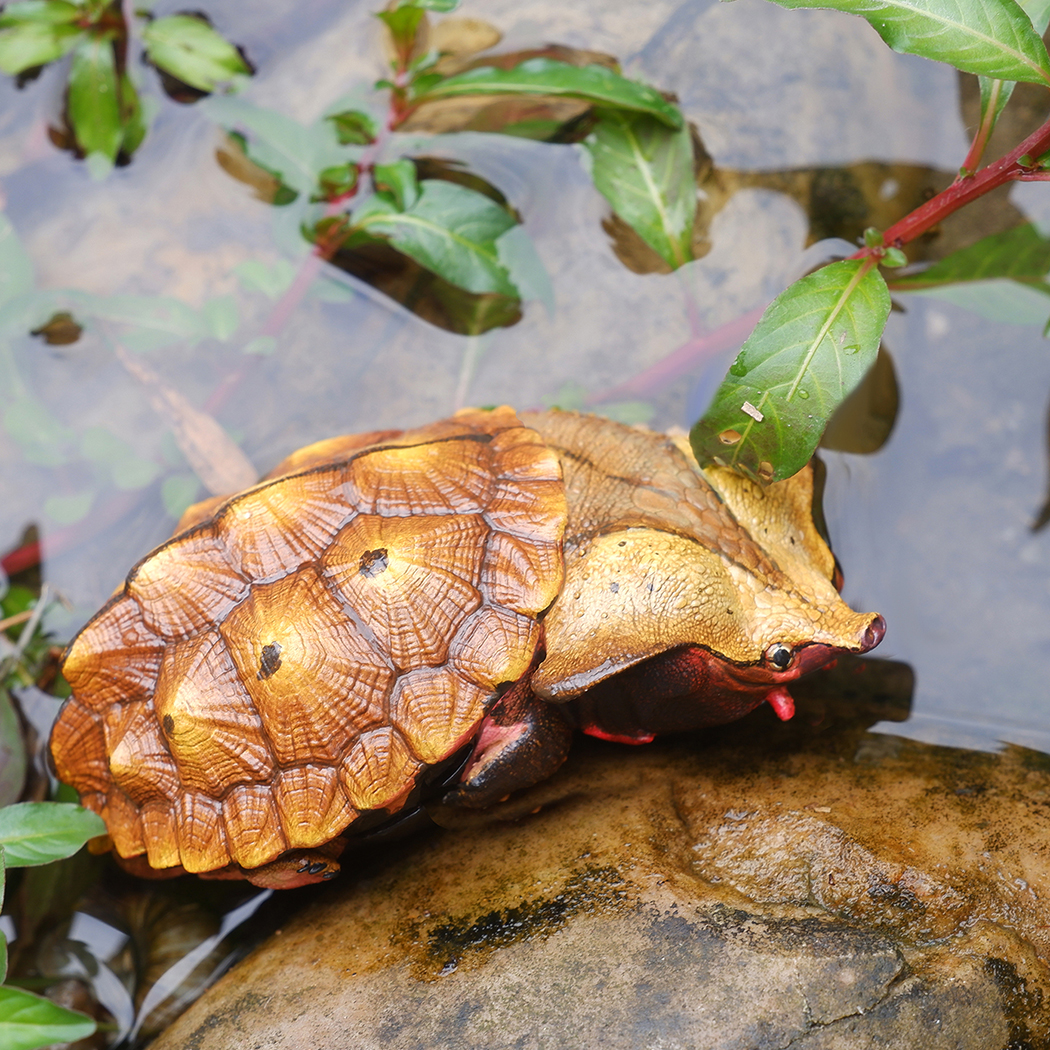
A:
[[860, 614, 886, 653]]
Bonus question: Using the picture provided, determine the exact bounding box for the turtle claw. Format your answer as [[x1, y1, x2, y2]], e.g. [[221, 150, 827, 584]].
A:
[[243, 851, 343, 889], [446, 678, 573, 809]]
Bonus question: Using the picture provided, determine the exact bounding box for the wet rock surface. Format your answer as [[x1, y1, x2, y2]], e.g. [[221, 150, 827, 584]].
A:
[[149, 663, 1050, 1049]]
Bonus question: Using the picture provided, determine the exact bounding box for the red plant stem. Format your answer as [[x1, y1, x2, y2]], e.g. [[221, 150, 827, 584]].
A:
[[588, 305, 764, 404], [204, 73, 408, 416], [1, 490, 144, 578], [856, 113, 1050, 257]]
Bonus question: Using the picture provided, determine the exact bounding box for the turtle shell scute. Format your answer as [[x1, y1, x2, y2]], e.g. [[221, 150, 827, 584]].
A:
[[50, 407, 567, 877]]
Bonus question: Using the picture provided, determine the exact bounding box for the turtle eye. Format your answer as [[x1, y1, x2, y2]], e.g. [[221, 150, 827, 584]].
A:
[[766, 644, 793, 671]]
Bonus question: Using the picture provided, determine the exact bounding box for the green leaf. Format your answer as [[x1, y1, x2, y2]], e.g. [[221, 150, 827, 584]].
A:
[[691, 260, 890, 482], [119, 72, 148, 158], [0, 1, 80, 25], [202, 295, 239, 340], [43, 491, 93, 523], [0, 19, 81, 75], [3, 396, 74, 467], [351, 179, 518, 296], [905, 276, 1050, 323], [82, 293, 207, 350], [584, 108, 696, 270], [0, 691, 26, 809], [373, 159, 420, 210], [326, 109, 378, 145], [143, 15, 251, 93], [0, 216, 34, 308], [0, 984, 96, 1050], [204, 97, 343, 197], [0, 802, 105, 867], [161, 471, 200, 517], [313, 163, 359, 202], [406, 0, 459, 10], [890, 222, 1050, 287], [418, 59, 685, 129], [376, 6, 426, 55], [767, 0, 1050, 84], [234, 258, 296, 298], [68, 36, 122, 165]]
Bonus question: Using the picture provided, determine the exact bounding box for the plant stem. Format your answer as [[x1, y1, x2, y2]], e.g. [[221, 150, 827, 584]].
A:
[[960, 81, 1002, 176], [858, 113, 1050, 256]]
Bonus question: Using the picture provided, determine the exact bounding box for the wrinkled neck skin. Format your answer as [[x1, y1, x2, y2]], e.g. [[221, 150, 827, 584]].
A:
[[563, 641, 857, 745]]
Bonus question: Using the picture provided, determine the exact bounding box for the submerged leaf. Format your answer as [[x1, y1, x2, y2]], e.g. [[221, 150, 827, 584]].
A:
[[68, 36, 122, 165], [326, 109, 378, 145], [351, 179, 518, 296], [767, 0, 1050, 84], [691, 260, 890, 482], [0, 985, 96, 1050], [417, 58, 684, 128], [0, 17, 80, 75], [143, 15, 250, 93], [889, 222, 1050, 287], [584, 108, 696, 270]]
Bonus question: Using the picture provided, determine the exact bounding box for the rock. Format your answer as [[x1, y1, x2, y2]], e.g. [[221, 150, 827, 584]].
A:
[[148, 661, 1050, 1048]]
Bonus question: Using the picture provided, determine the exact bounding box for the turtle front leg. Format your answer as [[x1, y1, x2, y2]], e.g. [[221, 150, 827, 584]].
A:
[[444, 678, 573, 808]]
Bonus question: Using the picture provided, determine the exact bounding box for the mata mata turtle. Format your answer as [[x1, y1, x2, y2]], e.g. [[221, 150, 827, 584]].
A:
[[51, 408, 885, 888]]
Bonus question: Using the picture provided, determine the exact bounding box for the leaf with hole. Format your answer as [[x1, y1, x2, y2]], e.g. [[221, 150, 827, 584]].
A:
[[691, 259, 890, 482], [767, 0, 1050, 84], [584, 108, 696, 270]]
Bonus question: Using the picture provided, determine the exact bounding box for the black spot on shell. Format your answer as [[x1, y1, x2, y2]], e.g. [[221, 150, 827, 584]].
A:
[[162, 714, 175, 735], [359, 548, 389, 577], [258, 641, 283, 680]]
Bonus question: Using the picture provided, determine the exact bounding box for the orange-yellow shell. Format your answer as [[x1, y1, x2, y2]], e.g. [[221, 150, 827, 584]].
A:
[[51, 407, 566, 876]]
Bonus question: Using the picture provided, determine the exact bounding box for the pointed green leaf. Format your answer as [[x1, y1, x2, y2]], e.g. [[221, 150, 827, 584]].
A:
[[0, 985, 96, 1050], [768, 0, 1050, 84], [0, 19, 81, 75], [584, 108, 696, 270], [143, 15, 251, 93], [0, 216, 34, 308], [691, 260, 890, 482], [351, 180, 518, 295], [0, 802, 105, 867], [119, 72, 148, 158], [974, 0, 1050, 138], [419, 59, 684, 128], [0, 2, 80, 25], [68, 36, 122, 164], [326, 109, 378, 145], [0, 690, 27, 809], [376, 6, 426, 49], [889, 222, 1050, 287], [373, 159, 420, 210], [204, 97, 342, 197]]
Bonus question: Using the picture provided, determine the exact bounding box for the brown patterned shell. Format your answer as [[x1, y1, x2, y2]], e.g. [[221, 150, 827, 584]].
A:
[[51, 407, 566, 876]]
